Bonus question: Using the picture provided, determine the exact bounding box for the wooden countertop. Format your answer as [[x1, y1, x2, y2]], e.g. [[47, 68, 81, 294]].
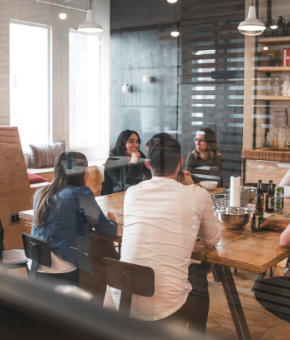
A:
[[242, 148, 290, 162]]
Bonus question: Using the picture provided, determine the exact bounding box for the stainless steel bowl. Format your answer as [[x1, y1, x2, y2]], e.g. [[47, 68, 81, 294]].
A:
[[217, 207, 252, 230]]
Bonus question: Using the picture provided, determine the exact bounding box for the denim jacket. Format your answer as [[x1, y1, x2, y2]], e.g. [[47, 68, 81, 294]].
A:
[[31, 186, 117, 267]]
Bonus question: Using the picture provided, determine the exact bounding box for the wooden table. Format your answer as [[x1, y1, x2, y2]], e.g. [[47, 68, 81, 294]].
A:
[[19, 190, 290, 340]]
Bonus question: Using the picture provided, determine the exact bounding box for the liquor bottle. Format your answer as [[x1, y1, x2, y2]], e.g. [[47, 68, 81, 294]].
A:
[[265, 180, 274, 212], [251, 180, 264, 231], [276, 16, 286, 36], [274, 186, 284, 211]]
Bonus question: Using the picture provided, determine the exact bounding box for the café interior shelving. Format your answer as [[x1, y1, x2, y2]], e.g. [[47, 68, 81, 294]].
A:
[[254, 35, 290, 147]]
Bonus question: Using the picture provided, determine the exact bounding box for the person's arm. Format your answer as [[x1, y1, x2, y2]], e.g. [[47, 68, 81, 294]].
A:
[[279, 169, 290, 197], [185, 151, 195, 173], [280, 224, 290, 248], [102, 157, 128, 194], [126, 157, 150, 184], [279, 168, 290, 187], [78, 190, 117, 238], [197, 189, 221, 248]]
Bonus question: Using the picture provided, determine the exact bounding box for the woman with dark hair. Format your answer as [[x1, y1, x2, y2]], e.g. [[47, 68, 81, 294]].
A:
[[101, 130, 151, 195], [31, 151, 117, 285], [185, 127, 223, 186]]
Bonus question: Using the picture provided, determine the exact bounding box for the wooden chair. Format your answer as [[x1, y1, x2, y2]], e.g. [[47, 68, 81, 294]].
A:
[[102, 257, 154, 316], [1, 221, 27, 270], [0, 143, 33, 249], [22, 233, 51, 278], [85, 166, 104, 196], [0, 126, 22, 146]]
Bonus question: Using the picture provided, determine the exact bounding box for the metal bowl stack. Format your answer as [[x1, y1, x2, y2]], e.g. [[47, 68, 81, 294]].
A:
[[217, 207, 252, 230], [211, 193, 230, 211], [240, 186, 256, 206]]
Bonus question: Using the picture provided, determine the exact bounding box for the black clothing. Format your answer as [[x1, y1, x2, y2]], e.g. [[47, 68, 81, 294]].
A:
[[185, 150, 223, 186], [101, 152, 152, 195]]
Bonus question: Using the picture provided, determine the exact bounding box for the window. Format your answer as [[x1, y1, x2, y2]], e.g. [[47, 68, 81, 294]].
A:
[[10, 21, 51, 150], [69, 30, 102, 152]]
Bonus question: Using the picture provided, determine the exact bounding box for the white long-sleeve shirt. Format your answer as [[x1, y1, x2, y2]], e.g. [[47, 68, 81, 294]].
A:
[[109, 176, 221, 321], [279, 168, 290, 197]]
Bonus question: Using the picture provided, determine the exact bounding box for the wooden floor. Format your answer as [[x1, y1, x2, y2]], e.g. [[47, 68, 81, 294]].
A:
[[206, 266, 290, 340], [10, 265, 290, 339]]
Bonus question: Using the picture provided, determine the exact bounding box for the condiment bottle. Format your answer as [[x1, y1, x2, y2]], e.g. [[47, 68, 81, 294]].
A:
[[265, 180, 274, 212], [251, 180, 264, 231], [274, 186, 284, 211]]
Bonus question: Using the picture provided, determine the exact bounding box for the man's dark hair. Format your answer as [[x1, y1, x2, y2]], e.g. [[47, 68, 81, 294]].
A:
[[146, 133, 181, 176]]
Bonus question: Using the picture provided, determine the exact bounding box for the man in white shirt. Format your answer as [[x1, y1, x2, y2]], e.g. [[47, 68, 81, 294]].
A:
[[110, 133, 221, 332]]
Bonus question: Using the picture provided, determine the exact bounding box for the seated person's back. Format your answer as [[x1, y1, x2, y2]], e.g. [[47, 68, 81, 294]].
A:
[[101, 130, 151, 195], [108, 133, 221, 329], [185, 127, 223, 185], [32, 151, 117, 285]]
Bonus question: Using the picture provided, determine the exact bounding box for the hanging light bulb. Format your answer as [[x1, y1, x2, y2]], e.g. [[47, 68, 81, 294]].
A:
[[170, 30, 180, 37], [59, 12, 67, 20], [167, 0, 178, 3], [77, 0, 103, 33], [170, 23, 180, 38], [270, 19, 278, 30], [238, 4, 265, 36]]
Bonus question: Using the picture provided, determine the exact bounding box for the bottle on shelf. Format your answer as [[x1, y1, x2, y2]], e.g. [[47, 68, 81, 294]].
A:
[[265, 180, 275, 212], [276, 16, 287, 36], [251, 180, 264, 231], [286, 17, 290, 36], [274, 186, 284, 211]]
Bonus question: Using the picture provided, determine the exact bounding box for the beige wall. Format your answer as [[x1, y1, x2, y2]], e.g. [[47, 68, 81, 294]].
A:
[[0, 0, 110, 160]]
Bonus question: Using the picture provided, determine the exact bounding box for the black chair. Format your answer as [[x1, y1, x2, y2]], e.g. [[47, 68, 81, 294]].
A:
[[102, 257, 154, 316], [253, 258, 290, 323], [0, 221, 27, 270], [22, 233, 51, 278]]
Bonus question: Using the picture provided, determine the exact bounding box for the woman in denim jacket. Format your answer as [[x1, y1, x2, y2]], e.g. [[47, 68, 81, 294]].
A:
[[31, 152, 117, 285]]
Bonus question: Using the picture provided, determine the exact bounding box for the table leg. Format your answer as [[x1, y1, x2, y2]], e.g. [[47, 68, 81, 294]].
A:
[[212, 264, 252, 340]]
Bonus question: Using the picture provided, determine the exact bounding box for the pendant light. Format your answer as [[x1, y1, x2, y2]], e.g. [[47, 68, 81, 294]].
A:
[[77, 0, 103, 33], [238, 1, 265, 36]]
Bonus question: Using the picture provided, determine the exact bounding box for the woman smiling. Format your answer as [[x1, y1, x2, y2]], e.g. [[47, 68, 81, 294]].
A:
[[101, 130, 151, 195]]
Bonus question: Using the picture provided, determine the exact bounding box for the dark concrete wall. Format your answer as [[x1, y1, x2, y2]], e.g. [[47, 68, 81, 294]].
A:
[[110, 0, 180, 152], [111, 0, 180, 30]]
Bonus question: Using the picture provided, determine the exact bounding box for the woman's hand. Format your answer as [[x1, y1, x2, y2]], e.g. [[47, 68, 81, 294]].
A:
[[107, 212, 116, 222], [177, 171, 194, 185], [130, 151, 141, 164]]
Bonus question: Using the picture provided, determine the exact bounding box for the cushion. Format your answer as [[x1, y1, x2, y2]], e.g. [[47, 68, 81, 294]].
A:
[[27, 173, 48, 184], [29, 141, 65, 168], [85, 166, 103, 196]]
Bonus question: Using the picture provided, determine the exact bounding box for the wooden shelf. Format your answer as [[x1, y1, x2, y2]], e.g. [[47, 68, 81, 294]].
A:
[[256, 95, 290, 101], [257, 66, 290, 72], [242, 149, 290, 162], [258, 36, 290, 45]]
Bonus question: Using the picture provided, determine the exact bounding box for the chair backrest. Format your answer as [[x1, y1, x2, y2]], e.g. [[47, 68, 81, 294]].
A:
[[85, 166, 104, 196], [0, 126, 22, 146], [253, 274, 290, 322], [22, 233, 51, 277], [0, 143, 33, 249], [102, 257, 154, 316]]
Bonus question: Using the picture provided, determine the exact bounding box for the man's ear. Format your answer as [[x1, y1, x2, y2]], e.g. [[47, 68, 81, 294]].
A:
[[145, 159, 151, 169]]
